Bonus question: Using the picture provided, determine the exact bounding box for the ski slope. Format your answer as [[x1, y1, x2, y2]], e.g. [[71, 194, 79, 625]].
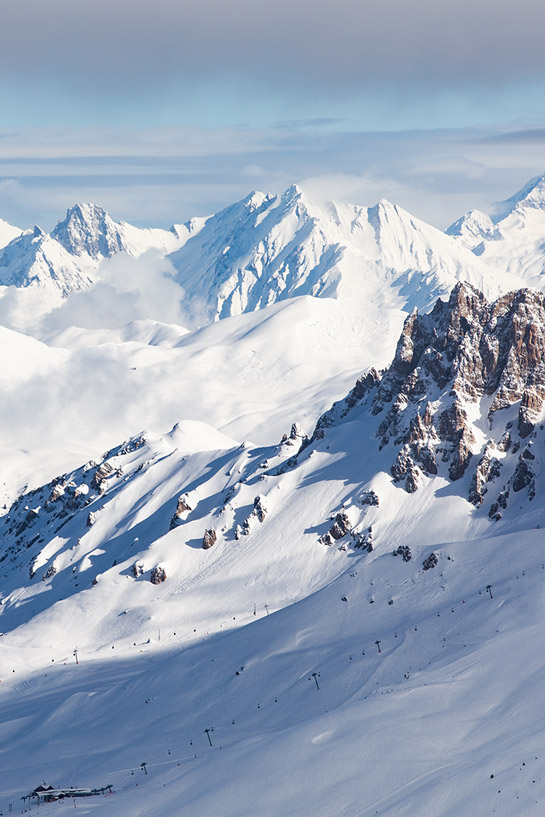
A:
[[1, 526, 545, 817], [2, 176, 545, 816]]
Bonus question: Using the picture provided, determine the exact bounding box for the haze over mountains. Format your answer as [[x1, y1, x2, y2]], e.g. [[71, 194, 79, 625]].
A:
[[2, 175, 545, 816]]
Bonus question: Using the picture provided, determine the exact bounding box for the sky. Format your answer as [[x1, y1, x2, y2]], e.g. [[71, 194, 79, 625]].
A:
[[1, 0, 545, 230]]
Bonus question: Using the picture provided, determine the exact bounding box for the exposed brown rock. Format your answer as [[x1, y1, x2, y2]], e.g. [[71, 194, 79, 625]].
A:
[[252, 495, 267, 523], [469, 441, 501, 506], [319, 511, 352, 545], [239, 496, 268, 536], [518, 387, 545, 438], [150, 565, 167, 584], [512, 457, 535, 494], [391, 447, 421, 492], [91, 462, 114, 491], [131, 561, 144, 578], [359, 490, 379, 507], [308, 283, 545, 503], [169, 493, 192, 530], [202, 528, 217, 549]]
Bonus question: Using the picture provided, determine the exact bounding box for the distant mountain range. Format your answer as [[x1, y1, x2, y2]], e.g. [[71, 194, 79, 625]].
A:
[[5, 176, 545, 326]]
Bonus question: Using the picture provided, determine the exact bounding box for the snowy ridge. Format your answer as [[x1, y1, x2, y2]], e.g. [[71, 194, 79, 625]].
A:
[[448, 173, 545, 281], [3, 283, 545, 646], [168, 185, 517, 326], [0, 217, 23, 250], [1, 176, 544, 321], [0, 203, 180, 296]]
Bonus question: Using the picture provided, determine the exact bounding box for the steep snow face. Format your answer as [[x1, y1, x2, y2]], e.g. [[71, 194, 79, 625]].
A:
[[168, 186, 346, 325], [0, 217, 22, 250], [329, 197, 514, 310], [493, 172, 545, 220], [0, 228, 95, 295], [448, 173, 545, 280], [168, 186, 510, 327], [446, 209, 503, 251]]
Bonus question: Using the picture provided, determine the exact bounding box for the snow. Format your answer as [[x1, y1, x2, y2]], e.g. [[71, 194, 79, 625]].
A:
[[2, 517, 545, 816], [167, 186, 521, 328], [449, 174, 545, 282], [0, 293, 401, 510], [3, 175, 545, 816], [0, 217, 23, 250]]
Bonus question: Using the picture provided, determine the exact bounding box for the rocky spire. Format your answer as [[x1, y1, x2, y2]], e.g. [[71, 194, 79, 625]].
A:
[[51, 203, 126, 259], [310, 282, 545, 511]]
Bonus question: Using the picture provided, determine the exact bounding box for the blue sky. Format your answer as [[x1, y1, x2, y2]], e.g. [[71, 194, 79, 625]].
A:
[[1, 0, 545, 229]]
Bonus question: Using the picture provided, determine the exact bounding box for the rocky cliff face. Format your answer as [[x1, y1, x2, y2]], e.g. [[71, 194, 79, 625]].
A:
[[2, 282, 545, 615], [51, 204, 126, 260], [311, 282, 545, 516]]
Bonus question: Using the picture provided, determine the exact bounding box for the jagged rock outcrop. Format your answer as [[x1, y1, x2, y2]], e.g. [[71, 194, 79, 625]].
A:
[[512, 451, 535, 496], [359, 490, 380, 507], [202, 528, 217, 549], [252, 495, 267, 523], [42, 564, 57, 581], [238, 496, 268, 537], [92, 462, 114, 493], [311, 283, 545, 506], [150, 565, 167, 584], [319, 511, 352, 546], [519, 387, 545, 438], [169, 494, 192, 530], [422, 553, 438, 571], [353, 526, 373, 551], [52, 203, 125, 260], [281, 422, 309, 449], [131, 561, 144, 578], [469, 442, 502, 506]]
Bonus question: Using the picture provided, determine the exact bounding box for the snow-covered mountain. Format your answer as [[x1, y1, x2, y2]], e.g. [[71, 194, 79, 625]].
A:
[[2, 282, 545, 816], [0, 217, 23, 249], [5, 176, 545, 817], [168, 185, 517, 325], [448, 172, 545, 281], [0, 203, 180, 296], [0, 184, 525, 329], [3, 282, 543, 639], [0, 294, 399, 514]]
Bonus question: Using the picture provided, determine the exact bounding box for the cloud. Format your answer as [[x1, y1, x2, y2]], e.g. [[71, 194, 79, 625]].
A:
[[42, 252, 189, 333], [1, 0, 545, 116], [0, 123, 544, 234]]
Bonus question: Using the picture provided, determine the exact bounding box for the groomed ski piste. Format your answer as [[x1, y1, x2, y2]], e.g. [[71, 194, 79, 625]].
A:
[[1, 524, 545, 816]]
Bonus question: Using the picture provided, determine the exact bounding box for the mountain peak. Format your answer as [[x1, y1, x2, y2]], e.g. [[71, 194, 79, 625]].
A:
[[446, 209, 502, 252], [282, 183, 304, 199], [493, 172, 545, 221], [51, 202, 125, 259]]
